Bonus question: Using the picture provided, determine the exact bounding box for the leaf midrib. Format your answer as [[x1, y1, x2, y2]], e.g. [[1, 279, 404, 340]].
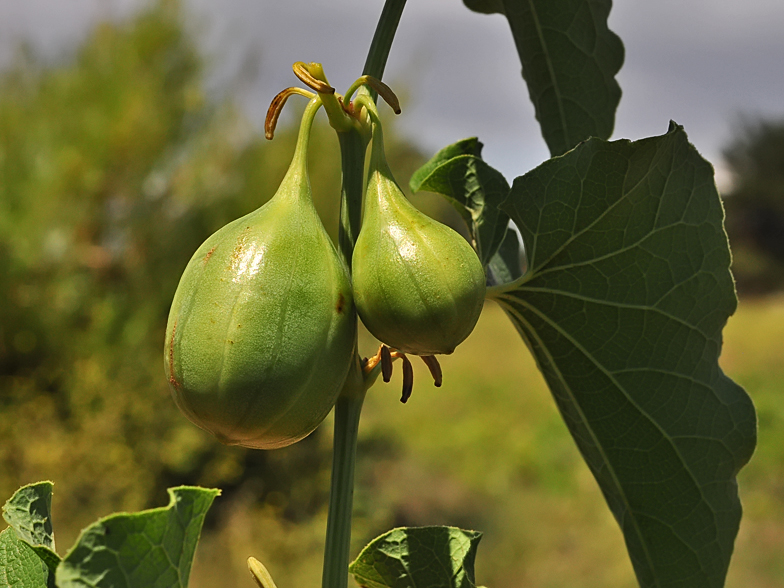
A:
[[498, 298, 660, 585], [500, 293, 717, 575], [512, 284, 715, 338], [522, 0, 570, 152]]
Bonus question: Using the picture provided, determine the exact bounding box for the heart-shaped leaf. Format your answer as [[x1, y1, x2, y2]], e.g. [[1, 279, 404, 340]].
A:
[[492, 123, 757, 587]]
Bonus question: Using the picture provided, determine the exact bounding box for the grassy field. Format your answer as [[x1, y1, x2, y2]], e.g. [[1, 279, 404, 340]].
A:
[[190, 295, 784, 588], [723, 297, 784, 587]]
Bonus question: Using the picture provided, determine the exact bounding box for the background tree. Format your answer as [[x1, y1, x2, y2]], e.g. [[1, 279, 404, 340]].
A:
[[0, 0, 433, 543], [722, 117, 784, 294]]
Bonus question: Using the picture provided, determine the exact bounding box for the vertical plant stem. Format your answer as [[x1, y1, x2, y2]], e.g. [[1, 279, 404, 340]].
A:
[[321, 390, 365, 588], [323, 2, 407, 588], [363, 0, 408, 80], [337, 130, 366, 267]]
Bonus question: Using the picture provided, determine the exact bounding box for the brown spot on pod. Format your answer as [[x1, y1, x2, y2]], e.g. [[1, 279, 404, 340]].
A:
[[168, 320, 180, 389], [163, 98, 355, 450]]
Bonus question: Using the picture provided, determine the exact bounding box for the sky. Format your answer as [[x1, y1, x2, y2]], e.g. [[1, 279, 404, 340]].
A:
[[1, 0, 783, 190]]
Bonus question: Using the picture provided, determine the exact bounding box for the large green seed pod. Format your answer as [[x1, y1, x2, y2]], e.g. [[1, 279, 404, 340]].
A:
[[164, 99, 354, 449], [352, 119, 486, 356]]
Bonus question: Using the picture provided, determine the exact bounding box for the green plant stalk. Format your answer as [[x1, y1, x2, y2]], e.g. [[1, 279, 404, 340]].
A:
[[322, 2, 407, 588], [362, 0, 407, 80], [337, 130, 366, 266], [321, 385, 365, 588]]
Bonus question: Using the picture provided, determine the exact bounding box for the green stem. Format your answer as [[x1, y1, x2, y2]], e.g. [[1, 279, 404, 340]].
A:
[[286, 97, 322, 174], [362, 0, 408, 81], [322, 3, 407, 588], [321, 387, 366, 588], [337, 130, 367, 267]]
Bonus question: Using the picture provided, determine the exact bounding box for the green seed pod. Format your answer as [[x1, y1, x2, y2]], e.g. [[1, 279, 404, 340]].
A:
[[164, 99, 354, 449], [352, 118, 486, 356]]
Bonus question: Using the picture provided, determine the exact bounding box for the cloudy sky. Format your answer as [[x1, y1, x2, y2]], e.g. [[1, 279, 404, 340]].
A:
[[2, 0, 783, 189]]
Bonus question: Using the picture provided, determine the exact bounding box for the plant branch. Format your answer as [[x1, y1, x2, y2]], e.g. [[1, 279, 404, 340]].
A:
[[321, 387, 366, 588], [362, 0, 407, 81], [337, 131, 366, 266]]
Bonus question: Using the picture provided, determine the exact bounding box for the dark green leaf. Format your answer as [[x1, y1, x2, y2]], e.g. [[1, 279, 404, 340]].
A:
[[492, 123, 757, 587], [0, 528, 49, 588], [2, 482, 59, 576], [464, 0, 624, 157], [55, 486, 219, 588], [409, 138, 483, 193], [349, 526, 482, 588], [411, 139, 511, 265], [486, 226, 526, 286]]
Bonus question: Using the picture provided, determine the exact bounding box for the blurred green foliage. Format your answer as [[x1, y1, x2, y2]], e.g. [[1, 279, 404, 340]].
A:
[[0, 0, 440, 545], [722, 118, 784, 295]]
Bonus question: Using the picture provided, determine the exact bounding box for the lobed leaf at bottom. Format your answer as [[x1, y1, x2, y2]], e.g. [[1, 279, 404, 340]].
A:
[[349, 526, 482, 588], [55, 486, 219, 588]]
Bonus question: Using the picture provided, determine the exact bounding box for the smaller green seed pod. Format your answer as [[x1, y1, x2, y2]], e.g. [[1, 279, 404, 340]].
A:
[[352, 117, 486, 356], [164, 98, 355, 449]]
